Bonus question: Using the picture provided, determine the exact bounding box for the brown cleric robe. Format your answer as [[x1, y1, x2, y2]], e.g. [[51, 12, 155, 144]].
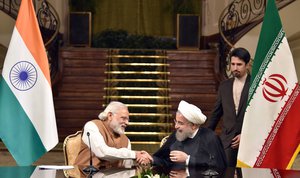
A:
[[75, 119, 129, 168]]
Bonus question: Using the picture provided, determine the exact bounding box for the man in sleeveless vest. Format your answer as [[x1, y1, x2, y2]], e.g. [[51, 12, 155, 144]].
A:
[[75, 101, 146, 168]]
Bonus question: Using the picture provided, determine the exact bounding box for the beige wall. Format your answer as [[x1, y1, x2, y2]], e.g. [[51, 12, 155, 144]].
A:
[[0, 1, 69, 47], [201, 0, 231, 36], [46, 0, 69, 35], [0, 12, 15, 47]]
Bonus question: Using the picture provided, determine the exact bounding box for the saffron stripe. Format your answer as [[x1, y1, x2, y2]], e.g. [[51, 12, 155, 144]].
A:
[[15, 0, 51, 85], [0, 77, 46, 165]]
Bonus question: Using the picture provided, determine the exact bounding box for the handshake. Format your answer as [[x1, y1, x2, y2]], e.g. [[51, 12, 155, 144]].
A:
[[135, 151, 153, 165]]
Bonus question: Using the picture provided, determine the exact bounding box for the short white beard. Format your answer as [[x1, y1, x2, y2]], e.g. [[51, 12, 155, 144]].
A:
[[175, 128, 193, 142], [110, 119, 125, 135]]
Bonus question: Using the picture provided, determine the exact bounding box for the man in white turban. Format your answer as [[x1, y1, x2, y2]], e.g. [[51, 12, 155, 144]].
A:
[[138, 100, 227, 172]]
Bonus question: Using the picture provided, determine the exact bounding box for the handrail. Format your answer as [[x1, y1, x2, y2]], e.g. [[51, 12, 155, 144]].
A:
[[36, 0, 60, 47], [217, 0, 295, 80], [0, 0, 20, 19]]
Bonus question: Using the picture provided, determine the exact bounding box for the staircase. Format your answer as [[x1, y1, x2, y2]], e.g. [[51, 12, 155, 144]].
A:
[[56, 48, 219, 153], [104, 49, 172, 151]]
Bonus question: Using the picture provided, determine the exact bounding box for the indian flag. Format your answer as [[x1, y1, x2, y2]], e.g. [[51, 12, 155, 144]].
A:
[[0, 0, 58, 165], [237, 0, 300, 169]]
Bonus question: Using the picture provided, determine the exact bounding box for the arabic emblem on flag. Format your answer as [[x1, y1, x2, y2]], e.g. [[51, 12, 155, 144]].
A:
[[262, 74, 288, 102], [9, 61, 38, 91]]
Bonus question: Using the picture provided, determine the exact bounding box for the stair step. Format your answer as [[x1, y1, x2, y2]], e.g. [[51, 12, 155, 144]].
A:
[[130, 113, 172, 117], [104, 87, 170, 91], [105, 79, 169, 82], [106, 63, 169, 66], [105, 71, 170, 74], [124, 104, 172, 108], [104, 96, 170, 99], [125, 132, 170, 136], [129, 122, 172, 127], [108, 55, 167, 59]]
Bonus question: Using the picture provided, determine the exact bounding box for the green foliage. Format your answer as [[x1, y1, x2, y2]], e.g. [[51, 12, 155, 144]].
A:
[[92, 29, 176, 49], [131, 167, 169, 178]]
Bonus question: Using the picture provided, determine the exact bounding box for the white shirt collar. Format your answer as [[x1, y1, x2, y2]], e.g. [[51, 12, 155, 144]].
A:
[[189, 128, 199, 139]]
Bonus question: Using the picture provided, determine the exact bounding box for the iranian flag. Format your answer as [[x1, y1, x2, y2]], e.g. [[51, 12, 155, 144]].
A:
[[237, 0, 300, 169], [0, 0, 58, 165]]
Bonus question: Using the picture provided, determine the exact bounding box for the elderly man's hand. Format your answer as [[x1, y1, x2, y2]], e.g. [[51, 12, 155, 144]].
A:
[[170, 150, 188, 163], [136, 151, 153, 165]]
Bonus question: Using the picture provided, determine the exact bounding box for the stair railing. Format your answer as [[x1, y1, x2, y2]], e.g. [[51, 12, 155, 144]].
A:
[[0, 0, 61, 84]]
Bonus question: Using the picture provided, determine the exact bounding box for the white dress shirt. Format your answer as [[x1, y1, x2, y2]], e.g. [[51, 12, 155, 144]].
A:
[[82, 121, 135, 168], [233, 74, 248, 114]]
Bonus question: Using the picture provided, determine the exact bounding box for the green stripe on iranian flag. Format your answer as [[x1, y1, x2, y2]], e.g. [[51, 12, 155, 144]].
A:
[[0, 0, 58, 166], [237, 0, 300, 169]]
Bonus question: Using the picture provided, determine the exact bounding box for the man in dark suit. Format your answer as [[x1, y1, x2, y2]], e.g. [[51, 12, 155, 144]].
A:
[[207, 47, 251, 167], [138, 100, 227, 171]]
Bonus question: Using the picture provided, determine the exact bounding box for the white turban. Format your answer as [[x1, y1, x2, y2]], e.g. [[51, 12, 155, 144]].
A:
[[178, 100, 207, 125]]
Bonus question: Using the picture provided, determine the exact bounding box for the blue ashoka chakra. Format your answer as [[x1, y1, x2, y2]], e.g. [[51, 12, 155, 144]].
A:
[[9, 61, 38, 91]]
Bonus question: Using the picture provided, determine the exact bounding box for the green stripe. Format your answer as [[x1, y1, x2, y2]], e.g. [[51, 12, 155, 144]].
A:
[[0, 166, 35, 178], [0, 76, 46, 166], [248, 0, 284, 104]]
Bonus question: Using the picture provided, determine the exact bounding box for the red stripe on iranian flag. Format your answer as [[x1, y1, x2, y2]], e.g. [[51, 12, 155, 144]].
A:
[[255, 85, 300, 168]]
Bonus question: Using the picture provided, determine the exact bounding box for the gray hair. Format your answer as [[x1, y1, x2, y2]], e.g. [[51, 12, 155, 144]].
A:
[[98, 101, 128, 120]]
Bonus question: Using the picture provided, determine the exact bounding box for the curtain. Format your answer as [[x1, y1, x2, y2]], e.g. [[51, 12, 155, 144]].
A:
[[85, 0, 201, 37]]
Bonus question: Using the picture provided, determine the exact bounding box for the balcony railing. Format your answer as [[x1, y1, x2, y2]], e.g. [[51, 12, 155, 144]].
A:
[[0, 0, 61, 84], [217, 0, 295, 80]]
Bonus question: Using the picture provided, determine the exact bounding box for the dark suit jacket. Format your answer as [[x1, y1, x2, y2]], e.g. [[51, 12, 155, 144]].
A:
[[207, 75, 251, 149], [152, 128, 227, 169]]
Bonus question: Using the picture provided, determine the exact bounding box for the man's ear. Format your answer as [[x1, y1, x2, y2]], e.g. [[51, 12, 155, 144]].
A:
[[107, 112, 113, 120], [191, 123, 198, 130]]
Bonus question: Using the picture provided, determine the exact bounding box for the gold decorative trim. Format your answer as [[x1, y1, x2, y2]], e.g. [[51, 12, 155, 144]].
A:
[[105, 79, 170, 82], [108, 55, 168, 58], [105, 71, 170, 74], [106, 63, 169, 66], [130, 113, 172, 116], [125, 132, 171, 136], [129, 122, 173, 127], [102, 104, 171, 108], [104, 87, 170, 91], [104, 96, 170, 99]]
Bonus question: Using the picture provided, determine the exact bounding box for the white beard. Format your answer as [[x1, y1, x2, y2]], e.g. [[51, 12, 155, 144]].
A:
[[175, 128, 193, 142], [110, 119, 125, 135]]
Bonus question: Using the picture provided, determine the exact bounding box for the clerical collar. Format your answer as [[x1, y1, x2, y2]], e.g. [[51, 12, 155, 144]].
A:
[[189, 128, 199, 139]]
